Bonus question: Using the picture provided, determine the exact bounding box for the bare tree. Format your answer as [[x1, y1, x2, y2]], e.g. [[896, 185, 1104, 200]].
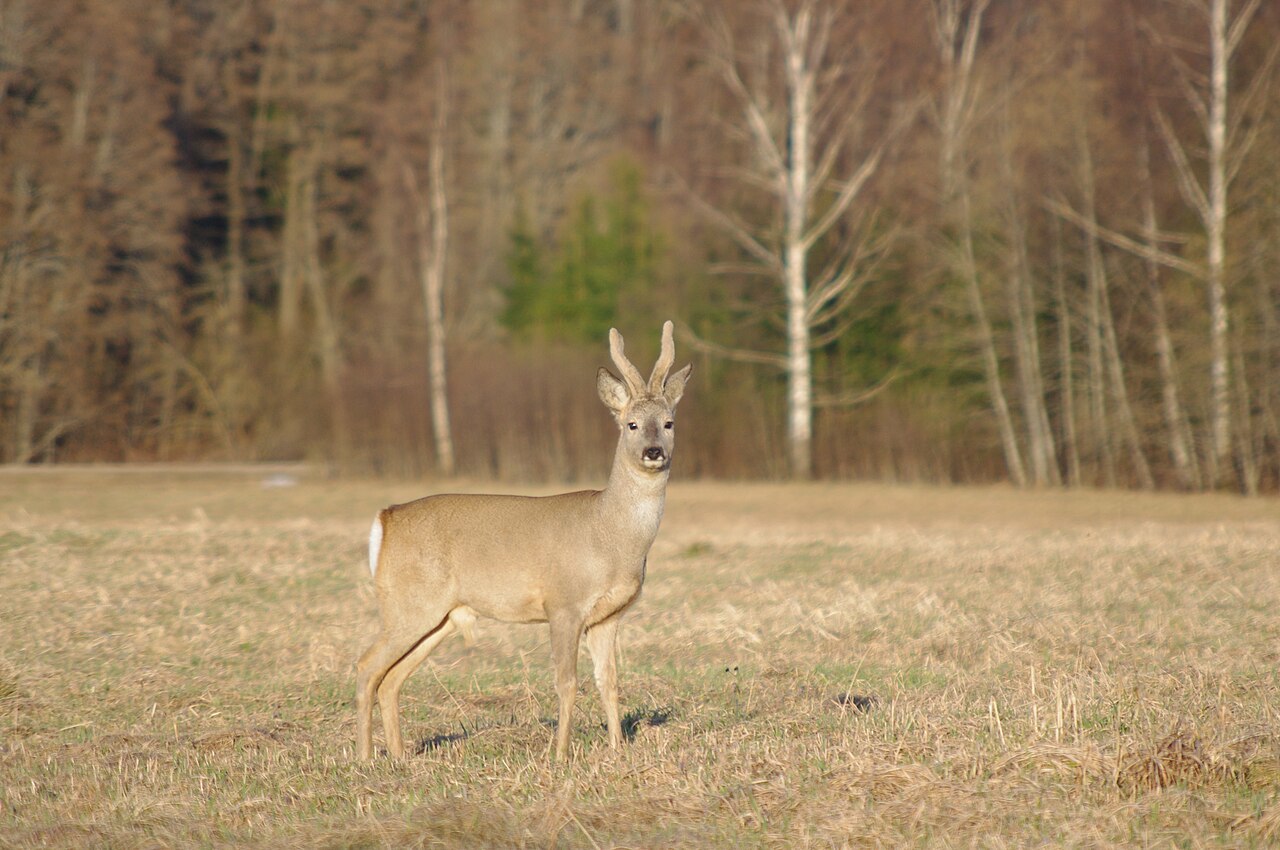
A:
[[0, 0, 186, 462], [930, 0, 1029, 486], [684, 0, 900, 479], [1049, 216, 1082, 486], [1074, 112, 1154, 490], [997, 104, 1060, 487], [1149, 0, 1265, 487], [1138, 131, 1200, 490], [403, 64, 456, 477]]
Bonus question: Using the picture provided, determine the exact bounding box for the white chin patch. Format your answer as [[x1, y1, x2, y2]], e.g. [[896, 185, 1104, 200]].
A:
[[641, 457, 668, 471]]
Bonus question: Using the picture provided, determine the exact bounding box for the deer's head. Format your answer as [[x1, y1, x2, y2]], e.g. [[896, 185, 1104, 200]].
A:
[[597, 321, 693, 475]]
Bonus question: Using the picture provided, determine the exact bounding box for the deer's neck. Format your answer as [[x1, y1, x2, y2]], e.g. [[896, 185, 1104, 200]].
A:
[[599, 442, 668, 547]]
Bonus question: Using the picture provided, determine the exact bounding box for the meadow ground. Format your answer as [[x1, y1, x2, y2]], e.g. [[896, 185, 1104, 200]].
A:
[[1, 467, 1278, 848]]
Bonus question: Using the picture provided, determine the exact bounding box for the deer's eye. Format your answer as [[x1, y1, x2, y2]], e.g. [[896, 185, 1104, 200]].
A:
[[627, 422, 638, 431], [664, 421, 674, 429]]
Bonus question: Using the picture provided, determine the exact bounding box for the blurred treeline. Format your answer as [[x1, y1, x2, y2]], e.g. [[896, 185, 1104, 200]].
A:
[[1, 0, 1278, 490]]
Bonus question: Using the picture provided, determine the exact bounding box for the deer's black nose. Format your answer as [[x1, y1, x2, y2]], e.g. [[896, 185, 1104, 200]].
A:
[[644, 447, 664, 461]]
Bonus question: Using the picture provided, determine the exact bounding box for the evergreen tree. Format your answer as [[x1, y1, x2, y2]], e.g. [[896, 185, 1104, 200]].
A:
[[501, 159, 660, 345]]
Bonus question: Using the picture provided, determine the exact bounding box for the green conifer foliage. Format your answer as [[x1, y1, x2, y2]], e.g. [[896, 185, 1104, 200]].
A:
[[501, 159, 659, 345]]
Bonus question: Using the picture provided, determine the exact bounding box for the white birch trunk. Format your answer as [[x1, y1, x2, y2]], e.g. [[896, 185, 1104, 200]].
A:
[[782, 7, 813, 480], [1153, 0, 1261, 486], [1205, 0, 1231, 485], [424, 134, 455, 477], [692, 1, 888, 479], [406, 69, 455, 477]]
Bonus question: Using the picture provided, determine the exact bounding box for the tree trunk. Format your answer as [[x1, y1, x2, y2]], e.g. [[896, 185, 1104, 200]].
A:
[[691, 0, 886, 480], [279, 147, 304, 341], [299, 150, 347, 457], [1073, 119, 1153, 490], [999, 114, 1058, 486], [933, 0, 1025, 485], [1097, 263, 1155, 490], [423, 135, 455, 477], [405, 68, 456, 477], [1051, 217, 1081, 486], [964, 227, 1026, 488], [784, 242, 812, 480], [222, 62, 247, 340], [1205, 0, 1231, 486], [780, 2, 814, 480], [477, 0, 515, 308], [1078, 130, 1152, 489], [1232, 334, 1258, 495], [1139, 136, 1200, 489]]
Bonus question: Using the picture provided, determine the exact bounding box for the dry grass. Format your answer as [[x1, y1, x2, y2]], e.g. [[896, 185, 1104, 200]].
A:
[[1, 467, 1279, 848]]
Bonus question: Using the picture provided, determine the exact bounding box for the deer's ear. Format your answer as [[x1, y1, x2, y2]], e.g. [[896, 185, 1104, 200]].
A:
[[597, 367, 631, 414], [663, 363, 693, 407]]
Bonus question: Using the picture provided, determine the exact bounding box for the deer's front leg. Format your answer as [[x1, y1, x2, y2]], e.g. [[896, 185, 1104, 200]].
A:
[[549, 616, 583, 760], [586, 616, 622, 749]]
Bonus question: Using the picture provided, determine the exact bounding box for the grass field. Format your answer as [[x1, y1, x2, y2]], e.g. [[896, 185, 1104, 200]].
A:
[[2, 467, 1279, 848]]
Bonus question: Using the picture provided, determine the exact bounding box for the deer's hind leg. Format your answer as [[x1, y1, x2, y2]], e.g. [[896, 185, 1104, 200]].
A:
[[376, 607, 478, 757], [356, 604, 451, 760]]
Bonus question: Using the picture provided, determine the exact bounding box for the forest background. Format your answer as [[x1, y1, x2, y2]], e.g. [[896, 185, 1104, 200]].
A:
[[1, 0, 1278, 492]]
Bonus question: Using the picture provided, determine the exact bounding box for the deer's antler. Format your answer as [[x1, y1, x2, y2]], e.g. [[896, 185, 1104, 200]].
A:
[[648, 320, 675, 393], [609, 328, 647, 395]]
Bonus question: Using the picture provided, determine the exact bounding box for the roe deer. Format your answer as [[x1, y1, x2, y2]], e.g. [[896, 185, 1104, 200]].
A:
[[357, 321, 692, 760]]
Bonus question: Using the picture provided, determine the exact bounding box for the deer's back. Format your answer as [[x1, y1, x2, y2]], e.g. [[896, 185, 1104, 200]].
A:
[[374, 489, 633, 624]]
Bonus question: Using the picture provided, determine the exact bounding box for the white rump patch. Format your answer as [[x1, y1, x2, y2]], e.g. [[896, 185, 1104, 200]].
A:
[[368, 514, 383, 577]]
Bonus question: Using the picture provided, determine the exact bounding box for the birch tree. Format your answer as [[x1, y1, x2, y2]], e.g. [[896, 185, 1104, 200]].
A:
[[1138, 130, 1200, 490], [403, 64, 456, 476], [930, 0, 1029, 486], [997, 104, 1060, 486], [686, 0, 899, 479], [1150, 0, 1264, 487]]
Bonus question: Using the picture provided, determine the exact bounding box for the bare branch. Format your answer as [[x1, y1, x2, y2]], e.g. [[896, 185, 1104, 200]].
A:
[[674, 320, 787, 369], [709, 13, 786, 184], [806, 221, 895, 325], [807, 266, 858, 321], [1226, 0, 1263, 56], [808, 69, 878, 193], [1225, 41, 1280, 181], [809, 272, 872, 331], [1167, 49, 1211, 137], [813, 368, 902, 408], [707, 261, 777, 278], [1044, 196, 1204, 279], [802, 145, 883, 251], [674, 173, 781, 270], [705, 163, 787, 196], [1151, 106, 1211, 223], [805, 100, 918, 252], [1225, 112, 1263, 189]]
